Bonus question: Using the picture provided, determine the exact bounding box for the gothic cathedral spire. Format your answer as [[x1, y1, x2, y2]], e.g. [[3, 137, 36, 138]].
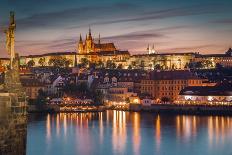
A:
[[79, 34, 83, 43], [98, 33, 101, 44]]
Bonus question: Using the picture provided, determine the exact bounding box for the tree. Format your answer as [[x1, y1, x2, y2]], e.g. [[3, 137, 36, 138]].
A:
[[203, 60, 213, 68], [140, 60, 145, 70], [125, 97, 130, 103], [93, 90, 104, 105], [148, 64, 153, 70], [89, 63, 96, 69], [80, 58, 89, 68], [128, 65, 132, 70], [195, 62, 203, 69], [161, 96, 170, 103], [48, 56, 66, 67], [184, 63, 189, 69], [38, 58, 46, 67], [97, 60, 104, 68], [154, 64, 161, 70], [117, 64, 123, 69], [27, 60, 35, 68], [131, 61, 137, 69], [106, 60, 116, 69], [64, 59, 72, 68], [35, 89, 47, 105]]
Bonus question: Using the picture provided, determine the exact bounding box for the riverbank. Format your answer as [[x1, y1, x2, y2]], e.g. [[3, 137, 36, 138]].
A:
[[28, 104, 106, 113], [129, 104, 232, 115], [27, 104, 232, 115]]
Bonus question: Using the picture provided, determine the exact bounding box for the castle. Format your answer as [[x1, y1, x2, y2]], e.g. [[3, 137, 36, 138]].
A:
[[78, 28, 117, 54], [147, 44, 156, 54], [1, 28, 232, 70]]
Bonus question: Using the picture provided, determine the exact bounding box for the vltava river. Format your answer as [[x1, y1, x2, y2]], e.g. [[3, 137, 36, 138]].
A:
[[27, 111, 232, 155]]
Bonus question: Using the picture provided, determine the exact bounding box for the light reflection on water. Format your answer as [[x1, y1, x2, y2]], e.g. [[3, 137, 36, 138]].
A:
[[27, 111, 232, 155]]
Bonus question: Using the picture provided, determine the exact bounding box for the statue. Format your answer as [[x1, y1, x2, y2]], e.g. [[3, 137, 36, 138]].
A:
[[1, 11, 26, 105], [0, 12, 27, 155], [2, 11, 23, 93], [4, 11, 16, 69]]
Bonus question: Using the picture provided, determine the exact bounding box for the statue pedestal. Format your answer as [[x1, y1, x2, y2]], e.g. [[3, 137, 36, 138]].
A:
[[0, 92, 27, 155]]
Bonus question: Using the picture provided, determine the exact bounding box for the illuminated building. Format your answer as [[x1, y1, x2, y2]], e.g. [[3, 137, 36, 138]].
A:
[[177, 82, 232, 105], [77, 28, 116, 54], [0, 29, 231, 70], [147, 44, 156, 54], [128, 52, 195, 70], [193, 48, 232, 68], [140, 70, 206, 102]]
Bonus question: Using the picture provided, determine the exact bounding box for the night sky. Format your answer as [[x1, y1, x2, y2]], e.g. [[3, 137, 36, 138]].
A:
[[0, 0, 232, 57]]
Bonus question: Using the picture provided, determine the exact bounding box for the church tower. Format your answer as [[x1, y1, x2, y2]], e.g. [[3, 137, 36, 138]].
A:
[[147, 44, 150, 54], [78, 34, 84, 54], [98, 33, 101, 44], [86, 27, 93, 53]]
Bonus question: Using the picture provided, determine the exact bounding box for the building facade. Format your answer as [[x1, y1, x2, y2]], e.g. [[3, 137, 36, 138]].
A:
[[177, 82, 232, 105], [78, 28, 116, 54], [128, 53, 195, 70], [140, 70, 206, 102]]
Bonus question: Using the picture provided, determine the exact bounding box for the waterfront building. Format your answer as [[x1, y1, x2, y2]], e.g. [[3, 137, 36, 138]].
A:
[[177, 82, 232, 105], [95, 69, 148, 104], [107, 86, 137, 104], [140, 95, 154, 106], [140, 70, 206, 102], [20, 75, 46, 100]]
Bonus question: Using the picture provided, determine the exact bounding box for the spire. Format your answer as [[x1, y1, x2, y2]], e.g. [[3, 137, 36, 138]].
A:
[[151, 44, 155, 54], [10, 11, 15, 26], [98, 33, 101, 44], [79, 34, 83, 43], [147, 44, 150, 54], [89, 25, 91, 36]]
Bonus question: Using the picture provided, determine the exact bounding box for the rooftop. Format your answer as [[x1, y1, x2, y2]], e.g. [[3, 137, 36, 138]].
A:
[[149, 70, 201, 80], [179, 82, 232, 96]]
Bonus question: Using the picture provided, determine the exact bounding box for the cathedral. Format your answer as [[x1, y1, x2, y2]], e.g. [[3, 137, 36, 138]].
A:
[[77, 28, 117, 54], [147, 44, 156, 54]]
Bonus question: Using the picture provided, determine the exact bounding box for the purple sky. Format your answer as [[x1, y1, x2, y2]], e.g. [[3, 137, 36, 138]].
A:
[[0, 0, 232, 57]]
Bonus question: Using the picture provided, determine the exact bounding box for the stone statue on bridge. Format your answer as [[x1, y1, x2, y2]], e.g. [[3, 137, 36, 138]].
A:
[[2, 11, 24, 95], [0, 12, 27, 155]]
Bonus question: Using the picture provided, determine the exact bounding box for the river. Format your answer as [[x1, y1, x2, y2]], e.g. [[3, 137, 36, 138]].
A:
[[27, 111, 232, 155]]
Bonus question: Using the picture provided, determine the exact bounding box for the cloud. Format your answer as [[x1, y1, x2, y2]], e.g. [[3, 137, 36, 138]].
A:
[[102, 25, 190, 41], [212, 19, 232, 24], [91, 3, 230, 26], [103, 33, 164, 41], [15, 2, 138, 30], [161, 44, 220, 52]]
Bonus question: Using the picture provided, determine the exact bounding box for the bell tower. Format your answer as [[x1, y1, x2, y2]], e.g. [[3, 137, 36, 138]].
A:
[[86, 27, 93, 53], [78, 34, 84, 54]]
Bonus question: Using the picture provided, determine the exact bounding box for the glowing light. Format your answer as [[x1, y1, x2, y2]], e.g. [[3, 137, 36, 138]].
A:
[[133, 99, 139, 104], [208, 96, 213, 101], [185, 95, 192, 100]]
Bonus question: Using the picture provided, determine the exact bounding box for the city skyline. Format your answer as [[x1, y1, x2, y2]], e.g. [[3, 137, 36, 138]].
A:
[[0, 0, 232, 57]]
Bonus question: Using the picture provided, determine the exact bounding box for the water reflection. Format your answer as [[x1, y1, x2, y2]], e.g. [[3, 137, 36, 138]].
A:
[[27, 112, 232, 155], [155, 115, 161, 153]]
